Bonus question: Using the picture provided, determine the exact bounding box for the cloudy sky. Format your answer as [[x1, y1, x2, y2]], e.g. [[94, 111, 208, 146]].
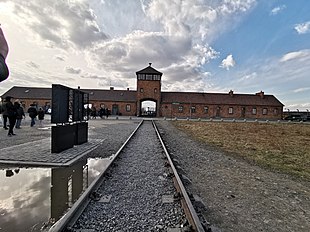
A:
[[0, 0, 309, 110]]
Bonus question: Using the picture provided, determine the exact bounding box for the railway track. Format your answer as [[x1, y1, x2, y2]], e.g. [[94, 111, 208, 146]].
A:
[[49, 120, 208, 232]]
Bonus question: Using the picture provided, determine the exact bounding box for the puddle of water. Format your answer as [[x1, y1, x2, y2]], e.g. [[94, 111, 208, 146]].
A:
[[0, 157, 110, 232]]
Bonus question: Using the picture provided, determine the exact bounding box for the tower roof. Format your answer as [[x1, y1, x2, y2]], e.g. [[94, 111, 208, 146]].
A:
[[136, 63, 162, 75]]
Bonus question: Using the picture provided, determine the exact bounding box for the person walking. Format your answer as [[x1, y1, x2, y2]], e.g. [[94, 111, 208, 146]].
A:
[[5, 96, 17, 136], [27, 104, 38, 127], [14, 101, 25, 129], [37, 107, 45, 127], [1, 98, 9, 129]]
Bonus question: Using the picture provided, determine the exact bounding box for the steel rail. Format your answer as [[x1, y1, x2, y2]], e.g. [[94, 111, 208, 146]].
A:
[[152, 120, 206, 232], [49, 120, 144, 232]]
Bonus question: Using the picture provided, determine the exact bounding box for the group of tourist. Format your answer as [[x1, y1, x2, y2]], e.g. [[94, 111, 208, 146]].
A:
[[88, 106, 110, 119], [1, 96, 45, 136]]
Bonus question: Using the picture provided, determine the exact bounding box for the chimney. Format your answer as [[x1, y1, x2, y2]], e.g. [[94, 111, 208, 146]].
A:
[[110, 87, 114, 90], [229, 90, 234, 97], [256, 90, 264, 99]]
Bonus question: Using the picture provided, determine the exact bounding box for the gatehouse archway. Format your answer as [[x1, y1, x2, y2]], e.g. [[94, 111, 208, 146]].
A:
[[140, 99, 157, 117]]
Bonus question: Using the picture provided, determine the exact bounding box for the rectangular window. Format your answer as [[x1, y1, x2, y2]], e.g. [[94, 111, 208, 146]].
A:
[[146, 74, 152, 80], [191, 106, 196, 113], [138, 74, 145, 80], [204, 106, 209, 113], [178, 106, 183, 113], [252, 108, 257, 115], [228, 107, 233, 114], [154, 75, 160, 80], [126, 104, 131, 112], [263, 108, 268, 115], [273, 108, 278, 115]]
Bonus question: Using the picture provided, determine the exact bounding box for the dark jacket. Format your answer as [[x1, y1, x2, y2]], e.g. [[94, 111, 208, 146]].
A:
[[1, 101, 8, 116], [38, 109, 45, 120], [6, 101, 17, 118], [15, 103, 25, 119], [27, 106, 38, 118]]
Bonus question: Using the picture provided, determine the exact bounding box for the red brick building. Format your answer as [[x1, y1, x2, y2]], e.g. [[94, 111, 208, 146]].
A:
[[1, 63, 284, 119]]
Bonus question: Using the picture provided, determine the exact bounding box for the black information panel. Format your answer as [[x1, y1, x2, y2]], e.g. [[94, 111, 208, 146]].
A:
[[51, 84, 69, 124], [51, 84, 89, 153]]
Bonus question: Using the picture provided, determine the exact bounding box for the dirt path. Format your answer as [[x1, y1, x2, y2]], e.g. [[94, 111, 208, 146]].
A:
[[156, 120, 310, 232]]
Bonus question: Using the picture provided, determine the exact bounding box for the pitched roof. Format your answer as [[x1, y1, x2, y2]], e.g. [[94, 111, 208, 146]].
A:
[[1, 86, 137, 102], [83, 89, 136, 102], [136, 63, 163, 75], [1, 86, 283, 107], [1, 86, 52, 100], [161, 92, 284, 106]]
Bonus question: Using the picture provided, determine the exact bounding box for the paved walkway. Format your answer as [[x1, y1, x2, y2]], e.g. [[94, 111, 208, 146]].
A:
[[0, 137, 104, 167], [0, 115, 103, 167]]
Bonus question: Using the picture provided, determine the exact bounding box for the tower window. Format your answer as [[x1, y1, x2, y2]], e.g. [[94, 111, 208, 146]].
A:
[[138, 74, 146, 80], [126, 104, 131, 112]]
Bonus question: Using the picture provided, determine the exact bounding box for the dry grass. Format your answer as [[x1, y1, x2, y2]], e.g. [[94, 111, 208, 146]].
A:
[[173, 121, 310, 180]]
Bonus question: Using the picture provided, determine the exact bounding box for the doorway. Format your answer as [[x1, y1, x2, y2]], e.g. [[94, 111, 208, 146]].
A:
[[141, 100, 156, 117]]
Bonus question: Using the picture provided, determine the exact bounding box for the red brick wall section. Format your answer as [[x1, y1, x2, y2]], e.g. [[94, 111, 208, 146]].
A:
[[90, 101, 137, 116], [160, 103, 283, 120], [137, 80, 161, 116]]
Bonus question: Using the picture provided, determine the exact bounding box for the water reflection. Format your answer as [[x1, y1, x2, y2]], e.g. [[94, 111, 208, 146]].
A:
[[0, 157, 110, 232]]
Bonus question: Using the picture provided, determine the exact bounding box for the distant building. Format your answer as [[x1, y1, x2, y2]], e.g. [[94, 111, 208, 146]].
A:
[[1, 63, 284, 119]]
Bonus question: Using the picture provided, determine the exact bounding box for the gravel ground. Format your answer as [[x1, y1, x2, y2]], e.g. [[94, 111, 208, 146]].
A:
[[73, 120, 186, 231], [87, 119, 142, 159], [155, 120, 310, 232]]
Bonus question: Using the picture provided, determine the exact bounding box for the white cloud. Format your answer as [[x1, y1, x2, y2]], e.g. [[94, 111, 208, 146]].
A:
[[4, 0, 108, 49], [220, 54, 236, 70], [65, 66, 81, 74], [293, 87, 310, 93], [239, 72, 257, 82], [270, 5, 286, 15], [294, 21, 310, 34], [26, 61, 40, 69], [280, 50, 310, 62]]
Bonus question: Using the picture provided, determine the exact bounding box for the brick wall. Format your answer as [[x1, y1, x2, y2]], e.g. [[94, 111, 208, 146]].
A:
[[137, 80, 161, 116], [160, 103, 283, 120], [90, 101, 137, 116]]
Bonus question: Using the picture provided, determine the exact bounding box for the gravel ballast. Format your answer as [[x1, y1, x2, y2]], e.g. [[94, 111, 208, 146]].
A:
[[73, 121, 186, 231]]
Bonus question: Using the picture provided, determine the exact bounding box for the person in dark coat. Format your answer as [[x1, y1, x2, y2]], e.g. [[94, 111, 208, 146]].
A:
[[37, 107, 45, 127], [5, 96, 17, 136], [27, 104, 38, 127], [1, 98, 9, 129], [14, 101, 25, 129]]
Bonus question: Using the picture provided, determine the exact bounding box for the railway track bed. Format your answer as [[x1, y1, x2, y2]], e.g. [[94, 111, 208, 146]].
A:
[[50, 120, 205, 231]]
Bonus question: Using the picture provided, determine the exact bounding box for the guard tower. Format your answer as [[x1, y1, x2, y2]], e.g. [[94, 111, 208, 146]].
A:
[[136, 63, 163, 117]]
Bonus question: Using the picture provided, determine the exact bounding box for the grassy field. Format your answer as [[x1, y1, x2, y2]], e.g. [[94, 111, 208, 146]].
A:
[[173, 121, 310, 180]]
